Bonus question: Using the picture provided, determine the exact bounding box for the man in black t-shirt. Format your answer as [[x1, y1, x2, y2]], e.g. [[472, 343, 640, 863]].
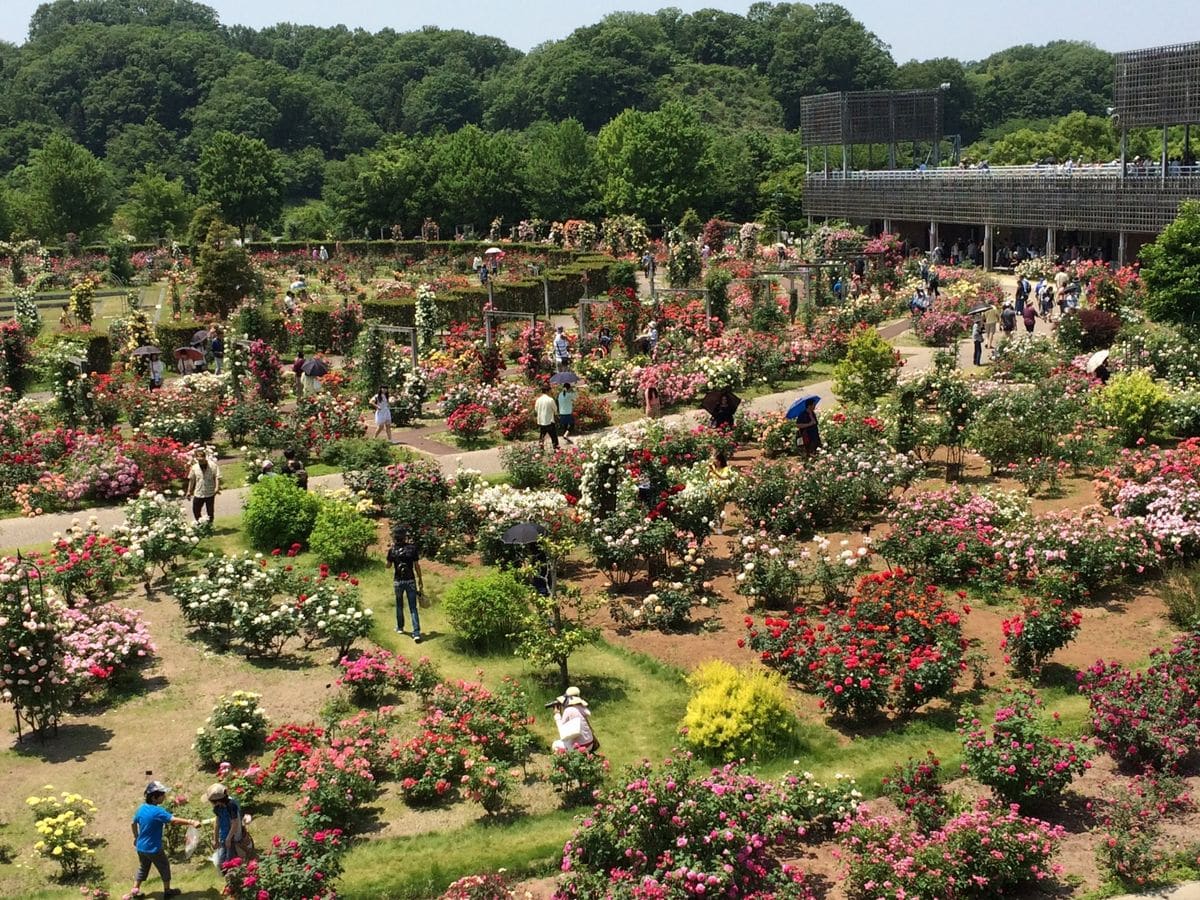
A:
[[386, 527, 424, 642]]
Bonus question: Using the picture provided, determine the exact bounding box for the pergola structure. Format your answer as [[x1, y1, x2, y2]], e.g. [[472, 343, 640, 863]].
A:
[[370, 324, 420, 369], [1113, 41, 1200, 181], [800, 89, 945, 174], [801, 41, 1200, 266]]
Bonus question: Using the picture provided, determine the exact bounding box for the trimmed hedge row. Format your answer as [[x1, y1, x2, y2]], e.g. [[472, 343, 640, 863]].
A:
[[304, 255, 613, 344], [155, 314, 287, 355]]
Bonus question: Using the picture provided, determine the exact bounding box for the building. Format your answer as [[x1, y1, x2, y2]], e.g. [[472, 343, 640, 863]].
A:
[[801, 41, 1200, 266]]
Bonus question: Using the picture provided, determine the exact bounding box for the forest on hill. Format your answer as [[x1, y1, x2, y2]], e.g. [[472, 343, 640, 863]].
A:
[[0, 0, 1135, 241]]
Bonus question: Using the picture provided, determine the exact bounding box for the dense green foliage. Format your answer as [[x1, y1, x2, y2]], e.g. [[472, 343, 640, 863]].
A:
[[0, 0, 1131, 242], [1141, 201, 1200, 327]]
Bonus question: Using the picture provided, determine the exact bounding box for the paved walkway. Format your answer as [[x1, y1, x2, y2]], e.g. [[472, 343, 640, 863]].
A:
[[1112, 885, 1200, 900]]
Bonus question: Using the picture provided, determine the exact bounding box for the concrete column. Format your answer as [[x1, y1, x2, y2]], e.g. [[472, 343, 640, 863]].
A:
[[929, 221, 939, 252], [1046, 228, 1056, 261], [842, 143, 849, 175], [883, 218, 892, 234], [983, 224, 994, 272], [1118, 231, 1128, 267]]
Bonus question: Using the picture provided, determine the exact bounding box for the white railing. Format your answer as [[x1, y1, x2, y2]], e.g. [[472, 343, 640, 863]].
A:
[[808, 163, 1200, 180]]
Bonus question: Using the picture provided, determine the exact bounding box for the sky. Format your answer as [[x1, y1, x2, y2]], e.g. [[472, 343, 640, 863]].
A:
[[0, 0, 1195, 63]]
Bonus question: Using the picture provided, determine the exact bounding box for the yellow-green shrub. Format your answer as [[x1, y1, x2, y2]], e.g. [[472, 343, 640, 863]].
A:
[[681, 660, 798, 761]]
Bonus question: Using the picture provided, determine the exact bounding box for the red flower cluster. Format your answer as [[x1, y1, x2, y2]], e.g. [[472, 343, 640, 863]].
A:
[[744, 569, 968, 719]]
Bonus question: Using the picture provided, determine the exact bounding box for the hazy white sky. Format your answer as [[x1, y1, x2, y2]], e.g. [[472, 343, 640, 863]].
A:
[[1, 0, 1195, 63]]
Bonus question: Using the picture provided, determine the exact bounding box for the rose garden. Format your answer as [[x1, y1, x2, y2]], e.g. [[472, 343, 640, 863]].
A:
[[0, 196, 1199, 900]]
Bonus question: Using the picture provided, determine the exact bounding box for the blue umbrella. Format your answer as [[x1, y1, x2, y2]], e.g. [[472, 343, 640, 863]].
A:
[[785, 395, 821, 420], [549, 371, 580, 385]]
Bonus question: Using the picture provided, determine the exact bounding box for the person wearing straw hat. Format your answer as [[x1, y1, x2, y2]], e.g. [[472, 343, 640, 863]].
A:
[[130, 781, 201, 898], [551, 686, 598, 752], [206, 783, 246, 867]]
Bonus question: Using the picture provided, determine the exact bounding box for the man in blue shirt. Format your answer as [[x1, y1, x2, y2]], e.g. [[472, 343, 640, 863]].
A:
[[130, 781, 200, 898]]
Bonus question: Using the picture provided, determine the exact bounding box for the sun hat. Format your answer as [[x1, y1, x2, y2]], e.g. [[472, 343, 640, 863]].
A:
[[564, 686, 589, 708], [144, 781, 169, 798], [205, 784, 229, 803]]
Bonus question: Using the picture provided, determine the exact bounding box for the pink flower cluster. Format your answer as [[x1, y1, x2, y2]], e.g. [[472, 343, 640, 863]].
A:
[[59, 602, 155, 694]]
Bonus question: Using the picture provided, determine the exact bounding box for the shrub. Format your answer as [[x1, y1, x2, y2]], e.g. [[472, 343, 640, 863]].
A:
[[681, 660, 798, 761], [194, 690, 270, 768], [958, 689, 1092, 807], [1099, 370, 1170, 447], [220, 828, 346, 900], [570, 391, 612, 433], [1001, 597, 1082, 679], [745, 569, 967, 720], [914, 306, 971, 346], [968, 384, 1096, 471], [1058, 307, 1122, 352], [838, 801, 1065, 899], [336, 649, 415, 706], [309, 500, 376, 569], [556, 756, 838, 898], [321, 437, 394, 470], [441, 873, 519, 899], [880, 752, 952, 832], [877, 488, 1026, 583], [1078, 633, 1200, 771], [500, 443, 548, 488], [1160, 564, 1200, 629], [832, 326, 901, 406], [446, 402, 490, 443], [547, 748, 609, 808], [33, 809, 95, 877], [1095, 773, 1195, 887], [460, 757, 513, 817], [243, 475, 321, 551], [1140, 199, 1200, 327], [442, 570, 533, 648]]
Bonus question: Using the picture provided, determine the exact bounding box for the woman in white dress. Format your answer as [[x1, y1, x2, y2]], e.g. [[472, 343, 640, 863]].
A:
[[372, 387, 393, 442]]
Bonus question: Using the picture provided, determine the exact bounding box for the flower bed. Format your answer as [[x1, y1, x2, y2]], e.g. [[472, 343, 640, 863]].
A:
[[744, 569, 968, 719]]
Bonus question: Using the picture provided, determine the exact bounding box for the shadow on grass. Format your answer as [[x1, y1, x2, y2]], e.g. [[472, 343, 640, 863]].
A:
[[826, 703, 961, 742], [14, 723, 113, 761], [1036, 662, 1081, 691]]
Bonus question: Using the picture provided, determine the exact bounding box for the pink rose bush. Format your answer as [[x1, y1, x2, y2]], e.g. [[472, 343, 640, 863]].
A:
[[958, 689, 1092, 807], [57, 601, 155, 698], [553, 756, 850, 899], [1078, 632, 1200, 772], [838, 801, 1065, 898]]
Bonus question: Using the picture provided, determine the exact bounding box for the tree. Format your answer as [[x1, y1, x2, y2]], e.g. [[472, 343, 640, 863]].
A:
[[428, 126, 524, 229], [1141, 201, 1200, 327], [401, 70, 483, 134], [518, 119, 597, 220], [23, 134, 112, 239], [596, 102, 715, 223], [323, 141, 429, 236], [197, 131, 282, 240], [194, 222, 264, 318], [508, 537, 600, 692], [115, 169, 193, 240]]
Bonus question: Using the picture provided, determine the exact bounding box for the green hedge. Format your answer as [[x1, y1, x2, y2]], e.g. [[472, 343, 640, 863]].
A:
[[155, 320, 207, 355], [84, 333, 112, 373], [302, 306, 334, 352]]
